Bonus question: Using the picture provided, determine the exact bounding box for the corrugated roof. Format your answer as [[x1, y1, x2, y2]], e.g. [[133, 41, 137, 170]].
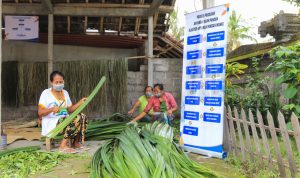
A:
[[2, 0, 176, 36]]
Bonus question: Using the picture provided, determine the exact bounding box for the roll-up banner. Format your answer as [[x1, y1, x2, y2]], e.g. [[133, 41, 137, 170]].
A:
[[5, 16, 39, 40], [179, 4, 230, 159]]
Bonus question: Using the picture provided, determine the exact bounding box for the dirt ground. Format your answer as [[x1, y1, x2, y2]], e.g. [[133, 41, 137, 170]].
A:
[[6, 140, 244, 178]]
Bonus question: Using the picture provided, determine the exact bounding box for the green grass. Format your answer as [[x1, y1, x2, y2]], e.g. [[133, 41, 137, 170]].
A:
[[172, 116, 300, 177], [232, 134, 300, 177]]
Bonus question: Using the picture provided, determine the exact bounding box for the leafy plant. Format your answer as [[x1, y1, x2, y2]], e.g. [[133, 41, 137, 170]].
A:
[[225, 62, 248, 107], [267, 44, 300, 117], [225, 62, 248, 87], [282, 0, 300, 7], [0, 148, 75, 177], [242, 58, 271, 115]]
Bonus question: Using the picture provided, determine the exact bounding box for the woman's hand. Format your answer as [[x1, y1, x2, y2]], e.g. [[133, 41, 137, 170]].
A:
[[79, 97, 87, 105], [52, 106, 60, 113], [67, 97, 87, 113], [167, 109, 173, 116], [128, 109, 134, 115]]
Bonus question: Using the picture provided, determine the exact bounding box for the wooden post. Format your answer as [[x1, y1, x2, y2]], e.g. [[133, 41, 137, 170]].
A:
[[147, 16, 153, 86], [241, 108, 254, 161], [234, 107, 246, 161], [291, 112, 300, 153], [248, 109, 263, 164], [267, 111, 286, 178], [227, 106, 237, 156], [48, 14, 54, 87], [46, 138, 52, 151], [257, 110, 273, 170], [67, 0, 70, 33], [223, 107, 231, 152], [278, 111, 297, 177]]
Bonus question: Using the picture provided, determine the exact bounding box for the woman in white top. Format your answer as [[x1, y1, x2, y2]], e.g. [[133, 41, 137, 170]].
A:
[[38, 71, 87, 153]]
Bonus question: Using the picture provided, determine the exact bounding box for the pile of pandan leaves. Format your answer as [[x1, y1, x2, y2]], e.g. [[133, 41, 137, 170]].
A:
[[0, 146, 77, 178], [90, 121, 220, 178]]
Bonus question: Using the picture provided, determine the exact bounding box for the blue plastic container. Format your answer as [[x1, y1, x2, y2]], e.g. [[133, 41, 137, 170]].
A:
[[0, 134, 7, 150]]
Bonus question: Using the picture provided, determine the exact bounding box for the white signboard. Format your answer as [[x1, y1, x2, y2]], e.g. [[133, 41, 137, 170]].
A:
[[179, 4, 230, 159], [5, 16, 39, 40]]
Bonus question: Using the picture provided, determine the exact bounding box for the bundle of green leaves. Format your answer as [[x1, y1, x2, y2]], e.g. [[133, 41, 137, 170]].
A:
[[91, 122, 220, 178]]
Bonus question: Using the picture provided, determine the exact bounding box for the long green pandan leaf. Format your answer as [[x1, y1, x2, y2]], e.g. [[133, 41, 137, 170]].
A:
[[0, 146, 41, 157], [47, 76, 107, 138]]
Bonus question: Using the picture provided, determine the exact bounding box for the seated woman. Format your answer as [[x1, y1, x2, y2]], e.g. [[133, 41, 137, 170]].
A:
[[127, 86, 153, 121], [38, 71, 87, 153], [129, 84, 178, 126]]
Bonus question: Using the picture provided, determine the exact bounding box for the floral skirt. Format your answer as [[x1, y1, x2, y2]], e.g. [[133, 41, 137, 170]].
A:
[[57, 113, 88, 143]]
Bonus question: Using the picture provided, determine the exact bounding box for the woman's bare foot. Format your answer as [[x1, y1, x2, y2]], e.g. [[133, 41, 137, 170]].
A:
[[59, 138, 77, 153], [59, 147, 77, 153], [73, 141, 83, 149]]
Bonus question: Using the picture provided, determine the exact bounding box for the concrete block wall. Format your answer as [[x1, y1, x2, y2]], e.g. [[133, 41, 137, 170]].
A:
[[127, 58, 183, 114]]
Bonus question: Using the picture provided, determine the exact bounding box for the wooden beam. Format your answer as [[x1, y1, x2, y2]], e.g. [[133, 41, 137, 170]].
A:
[[67, 16, 71, 33], [155, 35, 183, 53], [148, 0, 164, 16], [134, 18, 139, 35], [84, 16, 88, 33], [118, 17, 123, 35], [45, 3, 170, 9], [155, 38, 183, 57], [2, 3, 173, 17], [134, 0, 144, 36], [99, 0, 105, 34], [153, 12, 159, 28], [99, 17, 104, 34], [42, 0, 53, 13], [85, 0, 88, 33], [118, 0, 125, 35], [67, 0, 70, 33]]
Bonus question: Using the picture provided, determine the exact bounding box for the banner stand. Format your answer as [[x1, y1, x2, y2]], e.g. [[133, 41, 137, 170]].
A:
[[180, 145, 227, 159], [179, 4, 230, 159]]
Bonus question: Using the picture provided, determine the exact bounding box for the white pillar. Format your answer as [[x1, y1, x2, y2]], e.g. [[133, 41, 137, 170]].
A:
[[48, 14, 54, 87], [202, 0, 214, 9], [147, 16, 154, 86]]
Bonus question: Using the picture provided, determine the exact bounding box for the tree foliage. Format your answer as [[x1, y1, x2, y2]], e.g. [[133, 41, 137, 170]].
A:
[[227, 10, 257, 53], [282, 0, 300, 6], [168, 8, 184, 40]]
